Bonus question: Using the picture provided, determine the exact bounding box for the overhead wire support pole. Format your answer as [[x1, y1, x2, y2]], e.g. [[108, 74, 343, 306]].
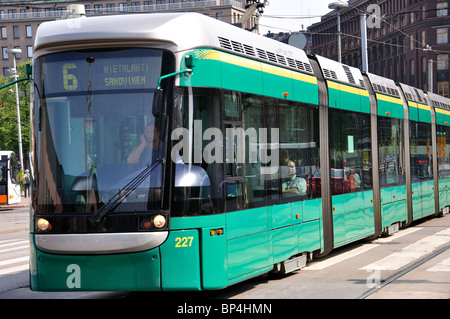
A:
[[0, 61, 31, 171], [329, 2, 348, 63], [361, 12, 369, 73]]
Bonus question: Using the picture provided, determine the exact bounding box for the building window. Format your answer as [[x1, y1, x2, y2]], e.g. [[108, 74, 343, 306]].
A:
[[94, 4, 103, 13], [119, 3, 128, 12], [1, 26, 6, 39], [437, 55, 449, 97], [106, 3, 116, 12], [421, 30, 426, 47], [27, 46, 33, 58], [32, 8, 41, 18], [437, 2, 448, 16], [438, 55, 449, 70], [438, 82, 449, 97], [2, 47, 8, 60], [26, 25, 32, 38], [45, 8, 55, 17], [438, 28, 448, 44], [13, 46, 21, 59], [422, 56, 428, 91], [57, 7, 66, 16], [8, 9, 17, 19], [20, 9, 28, 19], [130, 2, 141, 11], [13, 26, 19, 38], [410, 34, 414, 50]]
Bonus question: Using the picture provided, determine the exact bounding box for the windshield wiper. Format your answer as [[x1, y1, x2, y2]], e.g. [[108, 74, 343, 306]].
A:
[[90, 160, 162, 223]]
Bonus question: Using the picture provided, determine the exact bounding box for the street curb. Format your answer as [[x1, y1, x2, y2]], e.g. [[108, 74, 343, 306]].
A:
[[0, 205, 30, 211]]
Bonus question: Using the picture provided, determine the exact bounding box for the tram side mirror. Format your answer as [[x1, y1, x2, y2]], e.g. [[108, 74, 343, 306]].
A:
[[152, 87, 164, 118], [25, 63, 32, 79]]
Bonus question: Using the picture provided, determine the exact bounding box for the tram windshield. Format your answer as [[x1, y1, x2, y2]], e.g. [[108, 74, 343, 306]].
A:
[[33, 48, 169, 214]]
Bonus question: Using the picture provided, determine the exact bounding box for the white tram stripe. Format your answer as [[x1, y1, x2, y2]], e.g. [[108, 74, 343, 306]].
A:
[[304, 244, 380, 270], [426, 257, 450, 272], [0, 239, 23, 244], [303, 228, 423, 270], [0, 240, 28, 249], [373, 227, 422, 243], [0, 245, 29, 254], [0, 263, 28, 276], [360, 228, 450, 271], [0, 256, 29, 267]]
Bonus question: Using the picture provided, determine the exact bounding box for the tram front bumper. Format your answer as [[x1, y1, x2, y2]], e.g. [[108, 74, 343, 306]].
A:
[[30, 239, 162, 291]]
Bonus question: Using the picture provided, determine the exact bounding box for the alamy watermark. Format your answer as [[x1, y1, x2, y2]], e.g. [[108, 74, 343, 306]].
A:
[[171, 120, 279, 175], [366, 4, 382, 29], [366, 264, 381, 289]]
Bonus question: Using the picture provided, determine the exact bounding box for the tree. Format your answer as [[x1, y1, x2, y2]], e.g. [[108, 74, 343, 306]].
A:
[[0, 60, 31, 162]]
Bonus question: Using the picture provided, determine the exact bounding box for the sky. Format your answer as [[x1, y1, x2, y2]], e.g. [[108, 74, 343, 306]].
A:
[[258, 0, 332, 35]]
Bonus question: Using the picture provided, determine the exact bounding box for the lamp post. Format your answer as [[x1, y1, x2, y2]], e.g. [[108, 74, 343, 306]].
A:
[[6, 48, 23, 171], [328, 1, 348, 63]]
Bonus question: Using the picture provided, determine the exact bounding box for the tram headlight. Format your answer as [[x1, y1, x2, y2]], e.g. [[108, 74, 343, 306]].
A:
[[37, 218, 52, 231], [153, 214, 166, 228]]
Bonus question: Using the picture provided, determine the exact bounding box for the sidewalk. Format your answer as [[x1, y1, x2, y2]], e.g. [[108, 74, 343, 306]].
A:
[[0, 196, 30, 234]]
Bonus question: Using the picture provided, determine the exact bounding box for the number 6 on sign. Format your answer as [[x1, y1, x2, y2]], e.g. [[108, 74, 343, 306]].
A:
[[63, 63, 78, 90]]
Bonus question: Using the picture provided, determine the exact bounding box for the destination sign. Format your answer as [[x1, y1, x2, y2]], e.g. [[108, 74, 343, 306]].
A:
[[103, 63, 149, 87], [42, 49, 162, 95]]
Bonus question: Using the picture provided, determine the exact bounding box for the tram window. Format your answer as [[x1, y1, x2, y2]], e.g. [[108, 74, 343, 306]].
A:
[[410, 121, 433, 182], [437, 124, 450, 178], [378, 116, 405, 187], [9, 157, 19, 184], [224, 91, 241, 119], [172, 88, 224, 216], [173, 88, 321, 214], [242, 94, 266, 208], [279, 101, 315, 201], [264, 99, 280, 204], [224, 180, 243, 212], [329, 108, 372, 195], [0, 162, 6, 182]]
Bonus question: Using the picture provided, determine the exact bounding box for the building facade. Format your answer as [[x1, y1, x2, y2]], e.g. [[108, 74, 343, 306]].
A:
[[0, 0, 252, 75], [309, 0, 450, 97]]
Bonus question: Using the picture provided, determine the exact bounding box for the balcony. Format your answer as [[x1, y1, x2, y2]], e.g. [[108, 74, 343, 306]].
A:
[[0, 0, 243, 21]]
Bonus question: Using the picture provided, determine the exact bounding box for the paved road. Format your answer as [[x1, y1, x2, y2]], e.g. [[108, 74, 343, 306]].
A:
[[0, 199, 449, 300]]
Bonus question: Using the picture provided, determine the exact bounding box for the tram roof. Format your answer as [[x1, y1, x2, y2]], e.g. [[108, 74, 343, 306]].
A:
[[398, 82, 428, 105], [34, 12, 313, 75], [366, 72, 401, 99], [427, 90, 450, 112]]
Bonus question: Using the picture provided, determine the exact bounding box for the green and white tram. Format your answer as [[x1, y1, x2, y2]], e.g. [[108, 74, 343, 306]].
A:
[[30, 12, 450, 291], [0, 150, 21, 205]]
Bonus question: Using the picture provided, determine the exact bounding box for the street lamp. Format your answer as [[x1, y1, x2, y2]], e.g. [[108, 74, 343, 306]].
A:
[[328, 1, 348, 63], [6, 48, 23, 171]]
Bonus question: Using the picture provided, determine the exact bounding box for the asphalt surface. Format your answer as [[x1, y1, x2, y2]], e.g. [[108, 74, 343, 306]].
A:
[[0, 197, 30, 234]]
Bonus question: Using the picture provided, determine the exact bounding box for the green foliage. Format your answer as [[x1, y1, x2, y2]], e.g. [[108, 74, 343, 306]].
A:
[[0, 60, 31, 156]]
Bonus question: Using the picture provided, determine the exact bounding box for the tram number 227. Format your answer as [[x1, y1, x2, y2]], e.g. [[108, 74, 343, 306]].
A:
[[175, 236, 194, 248]]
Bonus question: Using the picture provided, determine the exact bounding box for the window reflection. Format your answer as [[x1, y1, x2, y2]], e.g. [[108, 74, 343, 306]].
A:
[[437, 125, 450, 179], [377, 116, 405, 187], [329, 108, 372, 195]]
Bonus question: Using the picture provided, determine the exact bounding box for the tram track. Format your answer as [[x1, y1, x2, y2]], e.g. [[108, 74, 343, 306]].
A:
[[357, 244, 450, 299]]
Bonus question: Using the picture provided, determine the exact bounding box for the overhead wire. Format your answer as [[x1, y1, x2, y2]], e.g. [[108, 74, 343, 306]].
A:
[[259, 2, 448, 56]]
